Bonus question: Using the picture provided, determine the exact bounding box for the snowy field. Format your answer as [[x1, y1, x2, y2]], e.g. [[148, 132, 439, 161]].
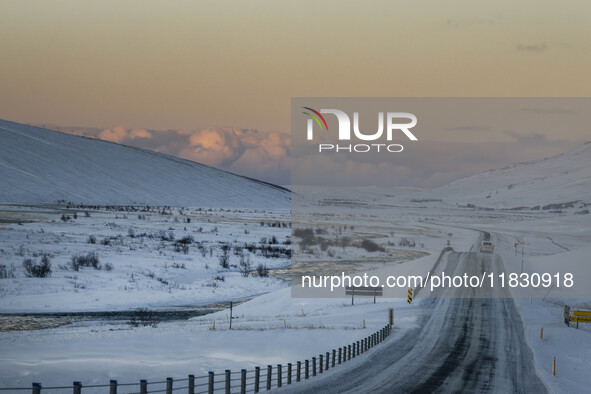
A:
[[0, 205, 292, 312], [1, 199, 590, 393]]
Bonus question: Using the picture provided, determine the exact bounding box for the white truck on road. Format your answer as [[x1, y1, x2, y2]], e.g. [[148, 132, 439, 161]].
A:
[[480, 241, 494, 253]]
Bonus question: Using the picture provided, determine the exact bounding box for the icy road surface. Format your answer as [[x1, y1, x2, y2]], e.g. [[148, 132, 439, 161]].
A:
[[280, 241, 548, 393]]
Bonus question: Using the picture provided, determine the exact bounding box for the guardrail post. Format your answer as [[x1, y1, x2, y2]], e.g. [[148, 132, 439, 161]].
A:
[[73, 381, 82, 394], [32, 383, 41, 394], [277, 364, 282, 388], [254, 367, 260, 393], [319, 355, 323, 373], [296, 361, 301, 382], [326, 352, 330, 370], [225, 370, 231, 394], [208, 372, 214, 394], [305, 360, 309, 379], [140, 379, 147, 394], [166, 377, 173, 394], [312, 357, 317, 376], [338, 347, 342, 364], [110, 379, 118, 394], [332, 349, 336, 367], [188, 375, 194, 394], [266, 365, 272, 390], [287, 363, 292, 384], [241, 369, 246, 394]]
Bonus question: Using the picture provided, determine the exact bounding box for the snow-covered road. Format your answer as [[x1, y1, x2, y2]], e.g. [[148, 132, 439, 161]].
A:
[[279, 240, 548, 393]]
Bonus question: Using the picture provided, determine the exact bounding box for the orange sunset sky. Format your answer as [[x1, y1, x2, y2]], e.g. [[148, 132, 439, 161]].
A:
[[1, 1, 590, 185]]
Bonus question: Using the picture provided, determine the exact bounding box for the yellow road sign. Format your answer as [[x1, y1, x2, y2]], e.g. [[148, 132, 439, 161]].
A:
[[573, 310, 591, 317], [570, 316, 591, 323]]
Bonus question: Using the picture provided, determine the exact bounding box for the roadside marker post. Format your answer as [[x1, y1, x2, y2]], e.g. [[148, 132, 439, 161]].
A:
[[388, 308, 394, 327], [407, 288, 413, 304]]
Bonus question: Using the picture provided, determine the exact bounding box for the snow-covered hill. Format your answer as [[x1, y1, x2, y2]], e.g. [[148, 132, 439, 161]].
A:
[[0, 119, 290, 208], [402, 142, 591, 209]]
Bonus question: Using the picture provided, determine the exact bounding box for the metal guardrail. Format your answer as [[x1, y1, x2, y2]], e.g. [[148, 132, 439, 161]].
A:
[[0, 325, 393, 393]]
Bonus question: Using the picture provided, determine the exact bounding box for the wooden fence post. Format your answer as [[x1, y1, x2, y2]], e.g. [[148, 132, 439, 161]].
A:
[[305, 360, 309, 379], [73, 381, 82, 394], [296, 361, 301, 382], [166, 377, 172, 394], [319, 355, 323, 373], [32, 383, 41, 394], [254, 367, 260, 393], [208, 372, 214, 394], [287, 363, 292, 385], [225, 370, 231, 394], [277, 364, 282, 388], [332, 349, 336, 367], [348, 345, 352, 360], [389, 308, 394, 327], [110, 379, 118, 394], [338, 348, 342, 364], [188, 375, 194, 394], [241, 369, 246, 394], [140, 379, 147, 394], [312, 357, 317, 376], [266, 365, 272, 390], [326, 352, 329, 370]]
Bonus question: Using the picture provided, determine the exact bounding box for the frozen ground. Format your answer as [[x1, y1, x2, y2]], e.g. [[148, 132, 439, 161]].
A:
[[0, 205, 292, 312], [1, 203, 590, 393]]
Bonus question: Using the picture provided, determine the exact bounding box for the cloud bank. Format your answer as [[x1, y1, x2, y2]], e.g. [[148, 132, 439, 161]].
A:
[[56, 125, 581, 189], [81, 126, 291, 186]]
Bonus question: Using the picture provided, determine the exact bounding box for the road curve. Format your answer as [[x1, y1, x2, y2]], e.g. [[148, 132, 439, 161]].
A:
[[279, 238, 548, 393]]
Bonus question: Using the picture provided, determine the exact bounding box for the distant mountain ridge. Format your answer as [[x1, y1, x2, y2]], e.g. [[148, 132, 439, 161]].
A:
[[409, 141, 591, 209], [0, 119, 290, 209]]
